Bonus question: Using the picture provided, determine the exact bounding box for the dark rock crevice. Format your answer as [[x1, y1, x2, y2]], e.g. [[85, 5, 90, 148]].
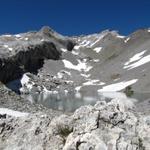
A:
[[0, 41, 62, 83]]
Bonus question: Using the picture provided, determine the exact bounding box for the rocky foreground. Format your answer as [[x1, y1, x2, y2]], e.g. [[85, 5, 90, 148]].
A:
[[0, 97, 149, 150]]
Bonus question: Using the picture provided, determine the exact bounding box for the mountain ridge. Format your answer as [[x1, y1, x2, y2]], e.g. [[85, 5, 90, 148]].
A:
[[1, 26, 150, 94]]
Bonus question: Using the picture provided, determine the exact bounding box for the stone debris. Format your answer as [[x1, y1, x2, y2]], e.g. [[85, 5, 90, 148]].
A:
[[0, 99, 149, 150]]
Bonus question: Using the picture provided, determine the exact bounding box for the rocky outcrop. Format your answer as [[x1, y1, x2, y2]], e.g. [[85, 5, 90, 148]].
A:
[[0, 41, 61, 83], [0, 26, 75, 83], [0, 99, 149, 150], [0, 83, 61, 116]]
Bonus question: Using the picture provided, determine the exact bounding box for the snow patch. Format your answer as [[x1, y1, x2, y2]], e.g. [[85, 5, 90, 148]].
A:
[[124, 52, 150, 70], [57, 72, 63, 79], [124, 37, 130, 43], [124, 50, 146, 66], [0, 108, 28, 117], [3, 45, 13, 51], [81, 40, 91, 47], [20, 74, 34, 93], [72, 50, 79, 55], [21, 74, 30, 85], [25, 38, 29, 41], [15, 34, 21, 38], [43, 86, 49, 92], [56, 70, 72, 78], [98, 79, 138, 92], [62, 59, 92, 72], [81, 74, 91, 78], [64, 80, 73, 84], [93, 59, 99, 63], [75, 86, 82, 92], [74, 45, 81, 50], [61, 70, 71, 76], [83, 80, 105, 86], [117, 35, 125, 38], [89, 33, 106, 47], [4, 45, 8, 48], [8, 47, 13, 51], [61, 48, 67, 52], [3, 35, 12, 37], [44, 89, 58, 94], [93, 47, 102, 53], [64, 90, 68, 94]]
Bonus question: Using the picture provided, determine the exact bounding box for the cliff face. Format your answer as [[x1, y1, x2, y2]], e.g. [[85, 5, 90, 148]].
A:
[[0, 26, 74, 83]]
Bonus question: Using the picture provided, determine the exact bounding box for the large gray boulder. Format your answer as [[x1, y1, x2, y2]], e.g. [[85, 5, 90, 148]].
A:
[[0, 99, 149, 150]]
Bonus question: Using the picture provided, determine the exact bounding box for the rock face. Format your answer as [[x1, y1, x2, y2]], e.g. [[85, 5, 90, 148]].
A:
[[0, 99, 149, 150], [0, 26, 75, 83]]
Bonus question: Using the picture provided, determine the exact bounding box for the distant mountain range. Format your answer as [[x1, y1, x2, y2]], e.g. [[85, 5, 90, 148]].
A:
[[1, 27, 150, 91]]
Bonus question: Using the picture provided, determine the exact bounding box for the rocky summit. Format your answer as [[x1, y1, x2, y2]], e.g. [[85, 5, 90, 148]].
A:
[[0, 26, 150, 149]]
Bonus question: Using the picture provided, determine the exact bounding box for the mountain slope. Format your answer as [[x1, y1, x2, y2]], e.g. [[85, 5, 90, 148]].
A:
[[38, 28, 150, 94], [1, 27, 150, 111]]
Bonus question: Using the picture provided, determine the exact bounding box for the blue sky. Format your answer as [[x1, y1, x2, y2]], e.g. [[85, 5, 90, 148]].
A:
[[0, 0, 150, 36]]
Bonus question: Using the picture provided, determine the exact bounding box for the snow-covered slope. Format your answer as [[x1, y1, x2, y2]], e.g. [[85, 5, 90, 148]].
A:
[[1, 27, 150, 111], [38, 28, 150, 95]]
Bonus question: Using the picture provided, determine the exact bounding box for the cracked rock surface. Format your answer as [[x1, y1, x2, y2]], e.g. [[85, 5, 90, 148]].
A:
[[0, 99, 149, 150], [0, 26, 74, 83]]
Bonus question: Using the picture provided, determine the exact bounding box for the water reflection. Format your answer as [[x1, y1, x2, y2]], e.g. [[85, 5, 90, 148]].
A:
[[6, 78, 150, 112], [22, 90, 150, 112], [23, 91, 100, 112]]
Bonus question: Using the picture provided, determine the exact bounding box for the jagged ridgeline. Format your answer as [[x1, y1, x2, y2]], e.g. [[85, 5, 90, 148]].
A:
[[1, 27, 150, 94], [0, 26, 75, 83]]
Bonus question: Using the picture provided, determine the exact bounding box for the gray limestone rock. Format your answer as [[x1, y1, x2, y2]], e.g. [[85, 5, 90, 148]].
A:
[[0, 99, 149, 150]]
